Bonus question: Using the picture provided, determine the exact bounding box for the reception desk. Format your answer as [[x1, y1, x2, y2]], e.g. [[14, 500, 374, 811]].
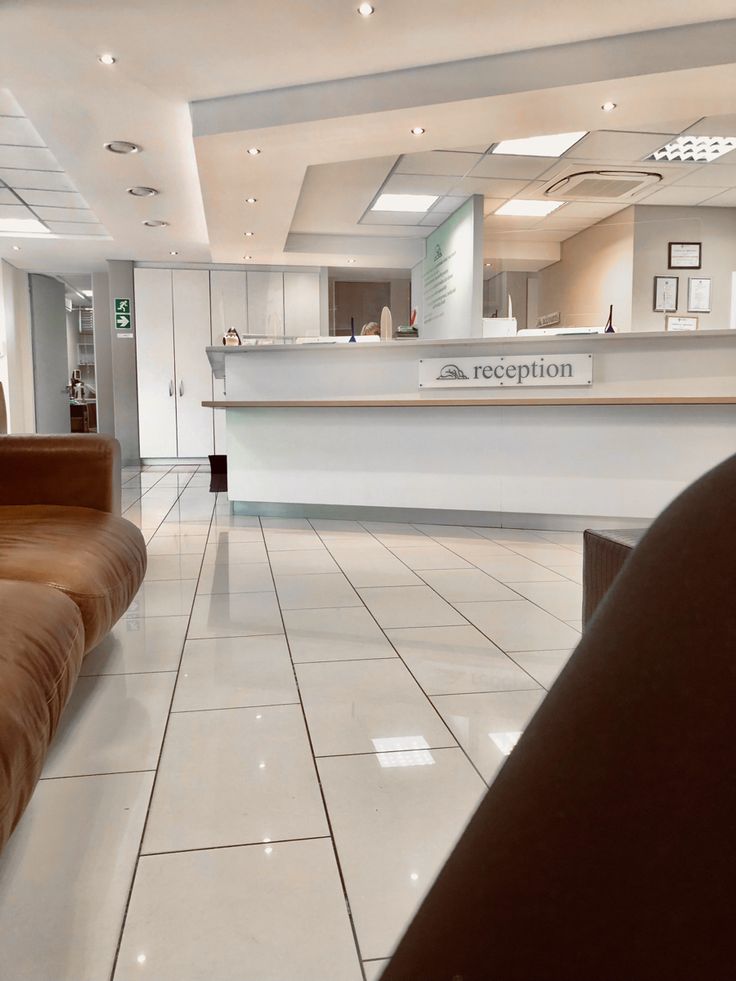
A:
[[206, 331, 736, 527]]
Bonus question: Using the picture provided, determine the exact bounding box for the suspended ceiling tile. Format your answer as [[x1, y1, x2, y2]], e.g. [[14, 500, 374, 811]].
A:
[[0, 203, 35, 220], [638, 185, 724, 206], [700, 188, 736, 207], [487, 228, 569, 242], [360, 211, 425, 226], [0, 116, 45, 148], [470, 154, 558, 180], [419, 213, 445, 226], [0, 89, 24, 116], [394, 151, 481, 177], [382, 173, 458, 196], [0, 168, 76, 191], [14, 189, 88, 208], [507, 181, 549, 200], [674, 162, 736, 187], [566, 130, 676, 162], [431, 194, 470, 214], [555, 201, 631, 219], [0, 146, 60, 170], [0, 188, 18, 204], [482, 197, 508, 215], [451, 144, 493, 153], [32, 206, 98, 222], [682, 115, 736, 141], [44, 221, 108, 236], [483, 214, 541, 230], [449, 176, 529, 197]]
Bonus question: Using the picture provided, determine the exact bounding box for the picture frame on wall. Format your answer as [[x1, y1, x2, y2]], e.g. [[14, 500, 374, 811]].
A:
[[687, 277, 711, 313], [653, 275, 678, 312], [668, 242, 701, 269], [666, 315, 699, 332]]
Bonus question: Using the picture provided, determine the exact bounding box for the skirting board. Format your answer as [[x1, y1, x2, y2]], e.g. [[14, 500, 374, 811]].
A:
[[232, 501, 649, 532]]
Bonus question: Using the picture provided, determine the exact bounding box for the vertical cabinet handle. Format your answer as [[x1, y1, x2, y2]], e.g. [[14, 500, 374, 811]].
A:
[[179, 380, 184, 397], [169, 380, 173, 397]]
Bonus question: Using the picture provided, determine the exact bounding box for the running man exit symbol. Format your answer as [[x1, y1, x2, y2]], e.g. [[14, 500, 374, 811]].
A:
[[114, 297, 131, 329]]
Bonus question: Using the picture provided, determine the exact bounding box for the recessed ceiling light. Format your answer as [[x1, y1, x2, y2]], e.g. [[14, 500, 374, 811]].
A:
[[244, 231, 255, 237], [372, 192, 438, 213], [492, 131, 587, 158], [346, 258, 357, 263], [245, 197, 257, 204], [484, 262, 492, 267], [410, 127, 425, 136], [494, 199, 563, 217], [142, 219, 168, 227], [243, 255, 254, 261], [601, 102, 617, 112], [357, 2, 375, 15], [646, 135, 736, 163], [11, 244, 21, 251], [98, 53, 116, 65], [104, 140, 140, 154], [247, 147, 261, 156], [127, 186, 158, 197], [169, 251, 178, 256]]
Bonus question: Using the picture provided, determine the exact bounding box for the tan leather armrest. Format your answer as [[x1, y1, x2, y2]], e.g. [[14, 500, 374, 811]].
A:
[[0, 435, 121, 514]]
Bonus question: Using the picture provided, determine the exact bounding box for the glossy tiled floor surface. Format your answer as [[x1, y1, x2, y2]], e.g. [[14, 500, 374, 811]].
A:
[[0, 465, 585, 981]]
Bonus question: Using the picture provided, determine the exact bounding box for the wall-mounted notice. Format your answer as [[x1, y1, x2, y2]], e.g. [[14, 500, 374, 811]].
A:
[[419, 354, 593, 389], [421, 196, 483, 340]]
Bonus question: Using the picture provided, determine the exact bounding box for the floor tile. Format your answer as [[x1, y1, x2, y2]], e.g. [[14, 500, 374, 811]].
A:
[[114, 839, 363, 981], [510, 649, 572, 689], [297, 659, 455, 756], [275, 572, 361, 610], [386, 625, 539, 695], [506, 579, 583, 621], [156, 520, 212, 536], [412, 523, 485, 541], [417, 567, 519, 602], [42, 673, 176, 777], [472, 527, 548, 544], [269, 548, 340, 575], [438, 540, 513, 562], [536, 529, 585, 552], [82, 616, 189, 676], [196, 561, 274, 595], [359, 585, 465, 629], [362, 521, 435, 548], [143, 705, 326, 854], [284, 606, 397, 663], [318, 748, 485, 960], [469, 554, 564, 582], [143, 553, 202, 581], [364, 961, 390, 981], [457, 599, 581, 652], [124, 579, 197, 618], [188, 591, 283, 639], [146, 534, 207, 555], [547, 564, 584, 584], [432, 689, 546, 782], [329, 547, 422, 588], [263, 526, 325, 550], [208, 525, 264, 543], [0, 772, 154, 981], [503, 542, 580, 566], [172, 635, 297, 711], [388, 544, 471, 570], [211, 514, 262, 528], [567, 619, 583, 632], [203, 540, 268, 565]]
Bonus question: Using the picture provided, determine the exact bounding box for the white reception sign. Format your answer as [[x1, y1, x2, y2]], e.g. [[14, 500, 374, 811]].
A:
[[419, 354, 593, 389], [422, 196, 483, 339]]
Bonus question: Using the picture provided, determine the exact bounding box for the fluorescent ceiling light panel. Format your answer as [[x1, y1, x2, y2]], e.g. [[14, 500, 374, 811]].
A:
[[494, 199, 563, 217], [372, 192, 438, 212], [492, 131, 587, 157], [646, 135, 736, 163], [0, 216, 49, 234]]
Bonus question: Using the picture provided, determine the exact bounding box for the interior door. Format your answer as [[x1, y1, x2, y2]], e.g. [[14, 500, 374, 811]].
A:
[[173, 269, 213, 458], [134, 268, 177, 456], [29, 274, 70, 433], [210, 270, 247, 454]]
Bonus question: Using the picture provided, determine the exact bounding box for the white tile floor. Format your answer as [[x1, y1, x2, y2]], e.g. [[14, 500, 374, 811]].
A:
[[0, 464, 585, 981]]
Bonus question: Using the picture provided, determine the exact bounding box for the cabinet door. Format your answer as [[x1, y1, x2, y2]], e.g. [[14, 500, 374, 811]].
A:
[[284, 272, 321, 336], [134, 268, 177, 457], [173, 269, 213, 458], [210, 270, 247, 454], [247, 271, 284, 336]]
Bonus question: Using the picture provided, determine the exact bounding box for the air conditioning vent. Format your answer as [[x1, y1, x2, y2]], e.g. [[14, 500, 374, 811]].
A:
[[545, 169, 662, 202]]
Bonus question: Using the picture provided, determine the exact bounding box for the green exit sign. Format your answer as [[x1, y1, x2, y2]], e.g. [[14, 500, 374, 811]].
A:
[[114, 297, 131, 329]]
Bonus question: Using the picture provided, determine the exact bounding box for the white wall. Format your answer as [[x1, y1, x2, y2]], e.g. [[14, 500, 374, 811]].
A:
[[0, 260, 34, 433], [631, 206, 736, 332], [536, 209, 635, 331]]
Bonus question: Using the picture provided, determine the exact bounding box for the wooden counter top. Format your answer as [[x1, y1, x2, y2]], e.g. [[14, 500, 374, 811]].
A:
[[203, 396, 736, 408]]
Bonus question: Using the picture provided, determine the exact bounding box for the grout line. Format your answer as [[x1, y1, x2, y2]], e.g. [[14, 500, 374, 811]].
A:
[[170, 701, 301, 715], [139, 834, 332, 859], [260, 516, 369, 981], [314, 745, 458, 760], [40, 768, 156, 781]]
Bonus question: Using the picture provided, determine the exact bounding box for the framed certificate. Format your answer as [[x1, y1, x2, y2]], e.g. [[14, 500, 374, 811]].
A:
[[653, 276, 678, 312], [668, 242, 701, 269], [666, 315, 699, 332], [687, 277, 711, 313]]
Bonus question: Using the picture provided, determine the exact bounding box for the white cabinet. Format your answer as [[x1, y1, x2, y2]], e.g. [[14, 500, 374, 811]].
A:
[[135, 267, 214, 459], [247, 271, 284, 336], [209, 270, 247, 454], [173, 270, 213, 458], [284, 272, 321, 336], [135, 268, 177, 457]]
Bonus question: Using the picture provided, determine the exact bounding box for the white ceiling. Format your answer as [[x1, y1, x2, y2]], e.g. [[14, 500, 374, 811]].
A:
[[0, 3, 735, 272]]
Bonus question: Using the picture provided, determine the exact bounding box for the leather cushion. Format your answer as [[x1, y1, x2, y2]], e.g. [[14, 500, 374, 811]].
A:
[[583, 527, 647, 625], [0, 505, 146, 653], [0, 580, 84, 852]]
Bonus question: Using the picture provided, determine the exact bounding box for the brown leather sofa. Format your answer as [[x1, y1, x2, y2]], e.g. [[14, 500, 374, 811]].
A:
[[0, 435, 146, 852]]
